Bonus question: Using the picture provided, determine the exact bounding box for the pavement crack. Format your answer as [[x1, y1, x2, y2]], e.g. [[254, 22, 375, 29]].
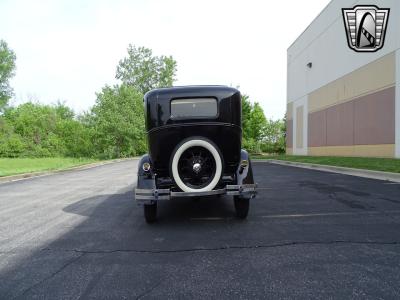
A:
[[14, 252, 85, 299], [135, 280, 162, 300], [40, 240, 400, 255]]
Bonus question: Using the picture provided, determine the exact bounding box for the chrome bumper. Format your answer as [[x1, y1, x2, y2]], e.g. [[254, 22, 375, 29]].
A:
[[135, 184, 257, 204]]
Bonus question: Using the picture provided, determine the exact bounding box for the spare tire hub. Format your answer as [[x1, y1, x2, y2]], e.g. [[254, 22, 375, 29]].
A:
[[193, 162, 201, 173]]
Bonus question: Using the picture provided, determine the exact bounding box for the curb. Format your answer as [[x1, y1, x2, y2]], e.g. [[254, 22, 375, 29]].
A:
[[255, 159, 400, 183], [0, 158, 139, 184]]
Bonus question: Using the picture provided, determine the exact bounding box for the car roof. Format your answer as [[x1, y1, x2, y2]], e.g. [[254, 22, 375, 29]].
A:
[[144, 85, 239, 100]]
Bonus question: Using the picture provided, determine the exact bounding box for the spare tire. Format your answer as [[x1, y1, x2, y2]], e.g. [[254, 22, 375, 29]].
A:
[[170, 137, 223, 193]]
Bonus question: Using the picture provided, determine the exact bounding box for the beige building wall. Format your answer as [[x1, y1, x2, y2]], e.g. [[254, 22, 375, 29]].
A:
[[287, 0, 400, 158], [308, 53, 395, 114], [287, 52, 397, 158], [296, 106, 304, 149], [290, 95, 308, 156], [306, 53, 396, 158]]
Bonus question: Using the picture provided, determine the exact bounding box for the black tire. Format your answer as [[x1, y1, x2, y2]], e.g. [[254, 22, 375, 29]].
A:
[[234, 196, 249, 219], [144, 202, 157, 223], [169, 136, 223, 193]]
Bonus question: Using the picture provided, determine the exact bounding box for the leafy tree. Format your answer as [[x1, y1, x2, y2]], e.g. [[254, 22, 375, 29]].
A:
[[241, 95, 285, 154], [242, 95, 266, 153], [248, 103, 267, 141], [90, 84, 146, 158], [54, 101, 75, 120], [0, 40, 16, 112], [53, 102, 94, 157], [261, 119, 286, 154], [116, 45, 177, 94], [241, 94, 252, 140], [0, 117, 26, 157], [5, 103, 58, 155], [1, 102, 93, 157], [57, 117, 94, 157]]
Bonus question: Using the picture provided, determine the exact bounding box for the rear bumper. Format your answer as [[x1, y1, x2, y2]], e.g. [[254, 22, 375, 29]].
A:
[[135, 184, 257, 205]]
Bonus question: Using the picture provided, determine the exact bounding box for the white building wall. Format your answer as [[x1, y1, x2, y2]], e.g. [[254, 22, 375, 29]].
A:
[[396, 50, 400, 158], [288, 0, 400, 104], [287, 0, 400, 157]]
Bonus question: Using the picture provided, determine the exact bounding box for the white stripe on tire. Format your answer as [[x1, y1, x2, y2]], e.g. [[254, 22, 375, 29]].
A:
[[171, 139, 222, 193]]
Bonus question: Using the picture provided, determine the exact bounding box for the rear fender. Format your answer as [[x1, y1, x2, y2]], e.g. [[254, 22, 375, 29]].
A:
[[137, 154, 156, 190], [236, 149, 254, 185]]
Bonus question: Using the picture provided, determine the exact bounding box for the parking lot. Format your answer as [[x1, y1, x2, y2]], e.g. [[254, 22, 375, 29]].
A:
[[0, 160, 399, 299]]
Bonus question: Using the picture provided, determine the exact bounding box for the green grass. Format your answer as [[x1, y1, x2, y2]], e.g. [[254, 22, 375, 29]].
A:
[[251, 154, 400, 173], [0, 157, 99, 177]]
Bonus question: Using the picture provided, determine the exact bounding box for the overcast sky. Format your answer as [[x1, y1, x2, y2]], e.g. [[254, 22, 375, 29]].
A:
[[0, 0, 330, 119]]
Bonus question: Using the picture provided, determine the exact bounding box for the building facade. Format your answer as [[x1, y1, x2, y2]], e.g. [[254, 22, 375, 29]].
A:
[[287, 0, 400, 158]]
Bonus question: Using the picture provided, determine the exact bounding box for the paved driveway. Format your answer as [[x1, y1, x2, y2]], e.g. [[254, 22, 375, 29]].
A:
[[0, 160, 399, 299]]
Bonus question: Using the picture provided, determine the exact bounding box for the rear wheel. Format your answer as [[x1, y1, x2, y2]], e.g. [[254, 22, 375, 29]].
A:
[[144, 202, 157, 223], [234, 196, 249, 219]]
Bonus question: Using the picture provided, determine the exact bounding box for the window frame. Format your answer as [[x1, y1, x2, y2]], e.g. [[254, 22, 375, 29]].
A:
[[170, 97, 219, 120]]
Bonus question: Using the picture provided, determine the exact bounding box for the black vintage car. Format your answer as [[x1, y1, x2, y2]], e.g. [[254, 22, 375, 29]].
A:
[[135, 85, 257, 222]]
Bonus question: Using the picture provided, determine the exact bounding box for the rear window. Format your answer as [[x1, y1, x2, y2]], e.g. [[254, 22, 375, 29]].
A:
[[171, 98, 217, 118]]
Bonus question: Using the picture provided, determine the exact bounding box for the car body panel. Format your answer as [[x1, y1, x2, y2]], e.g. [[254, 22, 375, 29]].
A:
[[144, 86, 242, 177]]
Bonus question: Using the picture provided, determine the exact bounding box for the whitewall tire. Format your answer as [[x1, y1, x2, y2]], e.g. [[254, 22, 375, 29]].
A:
[[171, 138, 222, 193]]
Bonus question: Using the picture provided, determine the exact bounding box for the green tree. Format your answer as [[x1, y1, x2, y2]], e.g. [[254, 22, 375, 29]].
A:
[[4, 102, 66, 156], [56, 116, 94, 157], [116, 45, 177, 94], [53, 102, 94, 157], [241, 94, 252, 140], [1, 102, 93, 158], [241, 95, 285, 154], [0, 117, 26, 157], [0, 40, 16, 112], [248, 103, 267, 141], [261, 119, 286, 153], [241, 94, 267, 153], [90, 84, 146, 158]]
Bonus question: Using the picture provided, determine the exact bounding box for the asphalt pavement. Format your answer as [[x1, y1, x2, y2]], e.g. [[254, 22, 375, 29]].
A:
[[0, 160, 399, 299]]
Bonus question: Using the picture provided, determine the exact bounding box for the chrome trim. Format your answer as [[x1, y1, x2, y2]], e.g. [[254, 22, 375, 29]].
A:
[[135, 184, 257, 204], [142, 162, 151, 172], [226, 184, 257, 196], [135, 188, 170, 194], [171, 188, 226, 198], [135, 195, 170, 201]]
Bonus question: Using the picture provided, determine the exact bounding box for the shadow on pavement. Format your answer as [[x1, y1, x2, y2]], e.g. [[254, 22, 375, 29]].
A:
[[2, 163, 400, 298], [0, 188, 247, 299]]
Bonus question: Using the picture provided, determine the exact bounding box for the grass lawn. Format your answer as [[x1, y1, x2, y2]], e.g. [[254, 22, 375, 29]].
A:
[[0, 157, 99, 177], [252, 155, 400, 174]]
